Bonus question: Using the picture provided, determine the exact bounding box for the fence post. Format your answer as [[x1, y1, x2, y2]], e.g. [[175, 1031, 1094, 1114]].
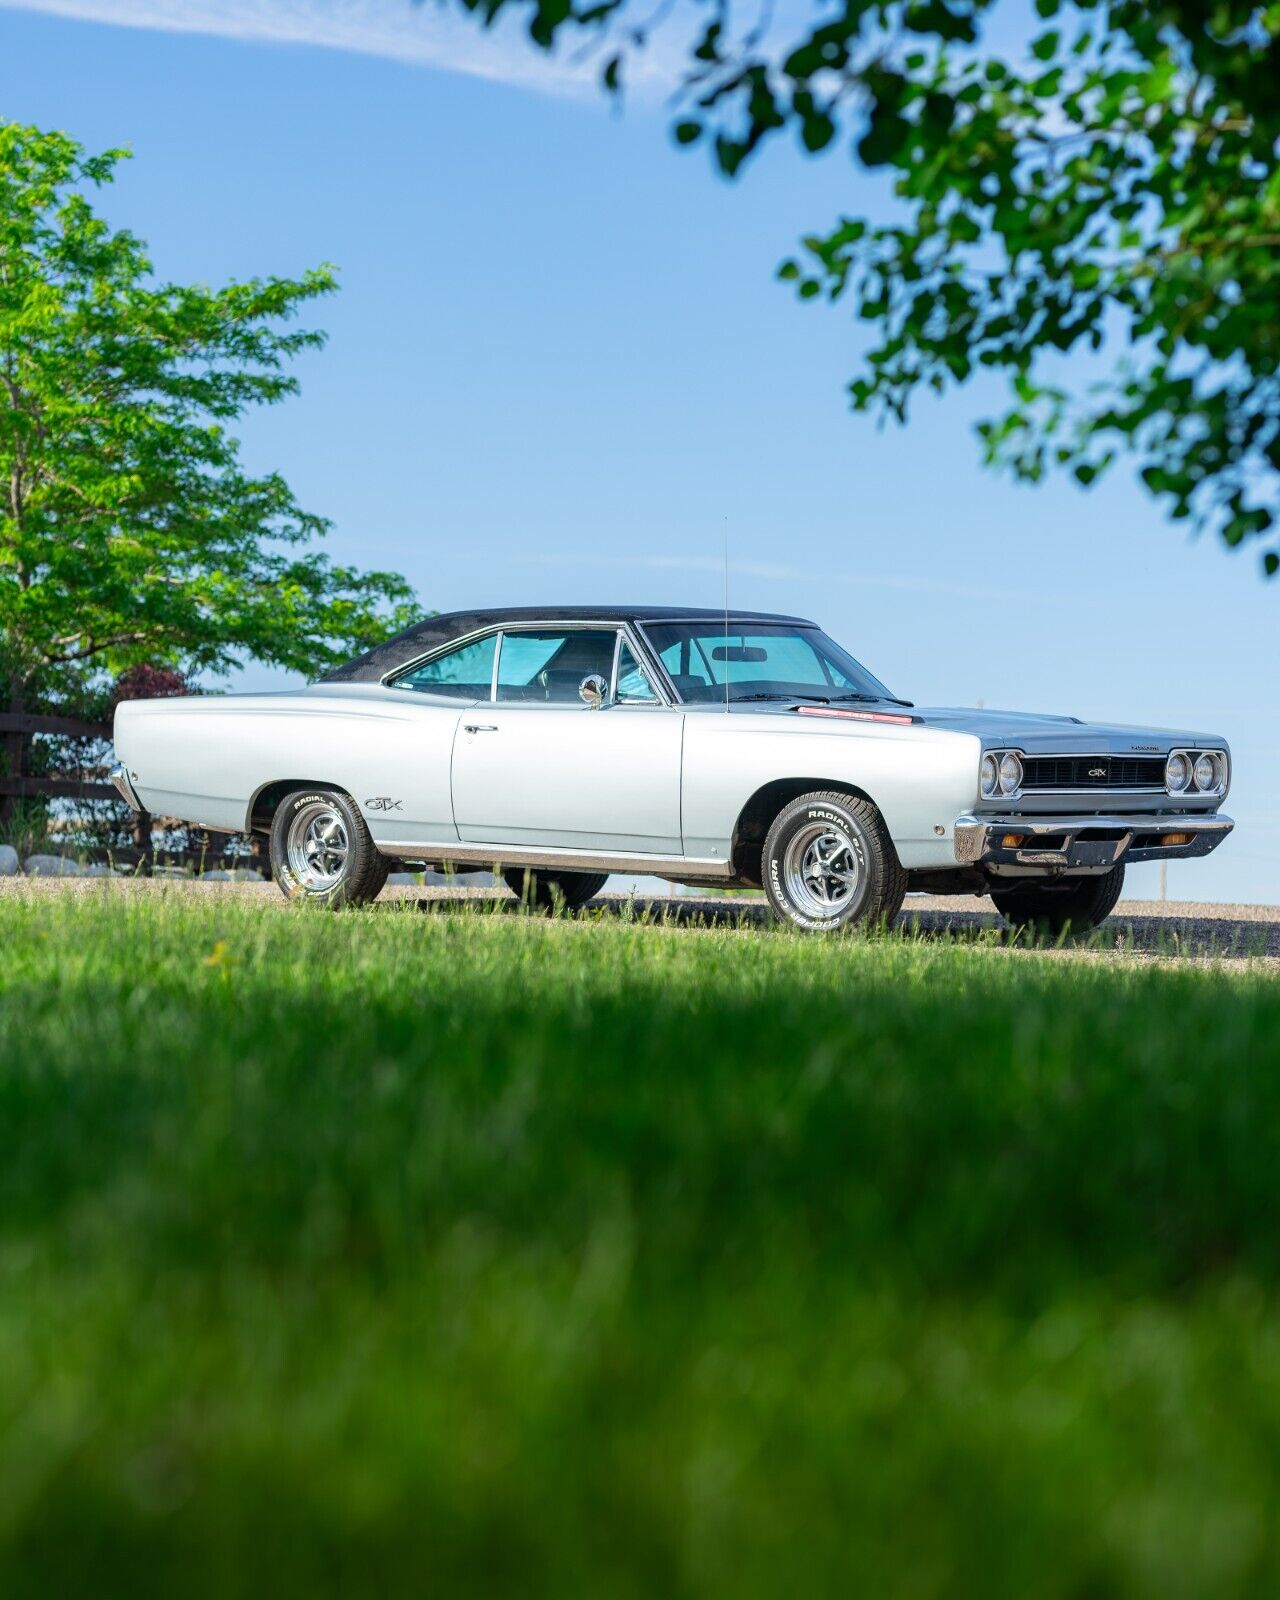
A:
[[134, 807, 154, 873]]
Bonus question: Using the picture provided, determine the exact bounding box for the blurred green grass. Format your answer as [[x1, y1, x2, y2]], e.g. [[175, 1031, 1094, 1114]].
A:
[[1, 891, 1278, 1597]]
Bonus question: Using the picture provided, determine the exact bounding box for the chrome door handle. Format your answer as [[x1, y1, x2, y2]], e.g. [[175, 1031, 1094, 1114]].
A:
[[464, 723, 498, 733]]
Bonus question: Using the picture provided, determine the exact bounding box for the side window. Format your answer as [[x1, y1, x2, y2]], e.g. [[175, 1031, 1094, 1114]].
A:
[[615, 640, 659, 703], [394, 634, 497, 699], [496, 629, 618, 704]]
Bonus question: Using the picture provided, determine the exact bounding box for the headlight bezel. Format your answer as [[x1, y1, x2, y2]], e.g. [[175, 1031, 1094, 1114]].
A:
[[980, 747, 1023, 801], [1166, 747, 1228, 798]]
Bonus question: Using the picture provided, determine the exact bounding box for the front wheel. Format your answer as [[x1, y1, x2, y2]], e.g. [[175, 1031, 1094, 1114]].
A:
[[762, 790, 906, 932], [503, 867, 609, 911], [270, 788, 388, 907], [990, 863, 1125, 936]]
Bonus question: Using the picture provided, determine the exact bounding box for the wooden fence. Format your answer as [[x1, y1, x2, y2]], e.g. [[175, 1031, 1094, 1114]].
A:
[[0, 711, 258, 870]]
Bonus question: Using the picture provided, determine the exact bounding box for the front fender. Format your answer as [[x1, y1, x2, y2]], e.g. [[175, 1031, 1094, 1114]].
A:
[[680, 716, 981, 870]]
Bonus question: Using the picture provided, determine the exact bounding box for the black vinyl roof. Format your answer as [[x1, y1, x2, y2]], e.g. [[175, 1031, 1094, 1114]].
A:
[[323, 605, 813, 684]]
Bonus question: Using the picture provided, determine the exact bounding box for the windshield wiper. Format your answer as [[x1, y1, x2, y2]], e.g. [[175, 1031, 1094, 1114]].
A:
[[830, 692, 915, 708], [731, 692, 829, 703]]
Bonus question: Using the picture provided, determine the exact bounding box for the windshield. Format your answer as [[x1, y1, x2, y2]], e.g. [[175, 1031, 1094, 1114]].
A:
[[641, 622, 902, 706]]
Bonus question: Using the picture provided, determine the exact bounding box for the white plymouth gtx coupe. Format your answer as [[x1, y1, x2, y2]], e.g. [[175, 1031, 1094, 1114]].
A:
[[111, 606, 1233, 932]]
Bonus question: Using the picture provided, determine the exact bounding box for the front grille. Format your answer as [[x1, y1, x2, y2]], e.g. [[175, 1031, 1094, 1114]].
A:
[[1021, 754, 1165, 791]]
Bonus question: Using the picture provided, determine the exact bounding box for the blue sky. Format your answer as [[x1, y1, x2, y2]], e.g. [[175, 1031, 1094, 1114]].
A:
[[3, 0, 1277, 903]]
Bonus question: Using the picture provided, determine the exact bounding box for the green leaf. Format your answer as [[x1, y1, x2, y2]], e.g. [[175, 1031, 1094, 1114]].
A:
[[0, 121, 422, 751], [801, 109, 836, 152], [858, 105, 911, 167], [1031, 29, 1059, 61]]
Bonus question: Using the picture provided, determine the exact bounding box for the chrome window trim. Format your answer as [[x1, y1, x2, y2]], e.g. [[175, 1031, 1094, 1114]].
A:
[[631, 622, 682, 703], [492, 624, 623, 707], [385, 620, 675, 708], [634, 617, 889, 707], [613, 633, 665, 706], [384, 624, 503, 700], [610, 627, 623, 701], [638, 616, 818, 629]]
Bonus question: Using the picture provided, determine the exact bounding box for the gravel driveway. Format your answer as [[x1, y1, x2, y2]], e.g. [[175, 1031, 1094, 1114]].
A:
[[2, 877, 1276, 962]]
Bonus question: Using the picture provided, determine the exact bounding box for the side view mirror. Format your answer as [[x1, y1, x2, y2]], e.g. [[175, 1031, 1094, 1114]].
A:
[[579, 673, 609, 709]]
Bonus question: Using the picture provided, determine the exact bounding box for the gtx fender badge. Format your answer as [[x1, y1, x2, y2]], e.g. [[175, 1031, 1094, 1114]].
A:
[[365, 797, 403, 811]]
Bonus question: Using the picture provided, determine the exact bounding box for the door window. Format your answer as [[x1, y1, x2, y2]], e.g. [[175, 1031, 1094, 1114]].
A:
[[495, 629, 618, 704], [394, 633, 497, 698], [615, 640, 659, 703]]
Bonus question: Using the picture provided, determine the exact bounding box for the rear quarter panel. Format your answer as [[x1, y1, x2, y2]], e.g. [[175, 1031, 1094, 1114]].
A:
[[113, 694, 459, 842], [681, 714, 982, 870]]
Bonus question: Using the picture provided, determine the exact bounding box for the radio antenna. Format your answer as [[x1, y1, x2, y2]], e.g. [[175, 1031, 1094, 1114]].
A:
[[722, 514, 730, 715]]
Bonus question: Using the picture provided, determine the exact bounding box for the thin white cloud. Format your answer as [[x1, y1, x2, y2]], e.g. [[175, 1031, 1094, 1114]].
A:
[[519, 549, 1039, 605], [0, 0, 657, 96]]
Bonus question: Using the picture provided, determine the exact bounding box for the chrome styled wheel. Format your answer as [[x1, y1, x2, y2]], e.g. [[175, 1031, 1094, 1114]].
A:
[[781, 821, 862, 921], [285, 800, 350, 892]]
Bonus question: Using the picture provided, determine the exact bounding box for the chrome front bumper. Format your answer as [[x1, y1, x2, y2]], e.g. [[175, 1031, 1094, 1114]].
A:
[[109, 762, 143, 812], [954, 811, 1233, 873]]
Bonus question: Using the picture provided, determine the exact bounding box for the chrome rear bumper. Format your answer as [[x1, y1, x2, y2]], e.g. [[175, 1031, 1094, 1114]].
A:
[[110, 762, 143, 812], [954, 811, 1233, 873]]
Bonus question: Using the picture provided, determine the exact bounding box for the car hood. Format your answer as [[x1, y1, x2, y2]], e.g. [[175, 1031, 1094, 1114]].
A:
[[730, 701, 1226, 754], [909, 706, 1226, 753]]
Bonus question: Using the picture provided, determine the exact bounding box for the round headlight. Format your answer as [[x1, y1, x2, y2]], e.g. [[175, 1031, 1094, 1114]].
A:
[[1165, 752, 1191, 793], [980, 753, 999, 797], [998, 752, 1023, 795], [1193, 753, 1218, 792]]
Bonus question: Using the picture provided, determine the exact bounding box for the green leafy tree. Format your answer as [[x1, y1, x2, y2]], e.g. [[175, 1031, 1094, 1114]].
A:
[[431, 0, 1280, 572], [0, 121, 420, 810]]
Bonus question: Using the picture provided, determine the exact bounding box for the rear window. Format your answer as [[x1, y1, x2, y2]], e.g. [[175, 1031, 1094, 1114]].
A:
[[395, 634, 497, 699]]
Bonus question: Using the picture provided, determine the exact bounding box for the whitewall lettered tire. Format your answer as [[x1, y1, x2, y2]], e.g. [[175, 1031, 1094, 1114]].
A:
[[762, 790, 907, 932], [269, 788, 388, 908]]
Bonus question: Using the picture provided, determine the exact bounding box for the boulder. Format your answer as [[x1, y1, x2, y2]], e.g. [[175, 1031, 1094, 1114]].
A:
[[202, 868, 265, 882], [0, 844, 18, 877], [82, 864, 120, 878], [23, 854, 84, 877]]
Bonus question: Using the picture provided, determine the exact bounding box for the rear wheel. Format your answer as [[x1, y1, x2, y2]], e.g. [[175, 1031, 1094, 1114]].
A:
[[762, 790, 906, 932], [503, 867, 609, 911], [269, 789, 387, 907], [990, 864, 1125, 936]]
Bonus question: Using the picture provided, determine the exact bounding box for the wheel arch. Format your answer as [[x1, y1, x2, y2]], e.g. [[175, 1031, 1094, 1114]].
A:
[[247, 778, 351, 836], [730, 776, 881, 886]]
